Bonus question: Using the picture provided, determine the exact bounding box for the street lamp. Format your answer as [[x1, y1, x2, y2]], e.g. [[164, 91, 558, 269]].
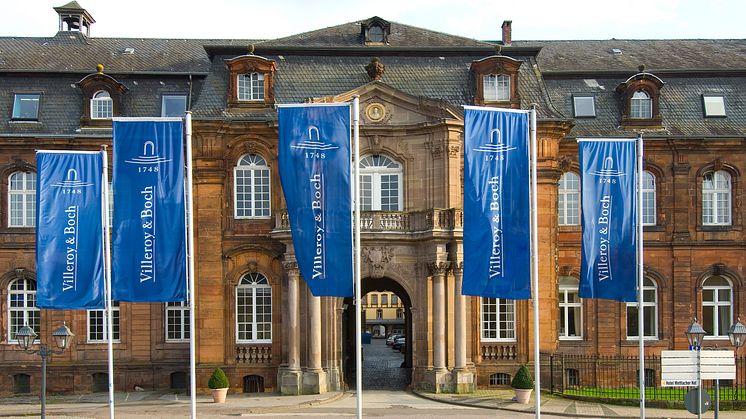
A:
[[16, 322, 74, 419], [727, 317, 746, 349], [685, 318, 706, 419]]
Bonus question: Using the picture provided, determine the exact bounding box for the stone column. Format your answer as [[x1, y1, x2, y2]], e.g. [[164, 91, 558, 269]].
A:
[[428, 261, 452, 393], [303, 294, 327, 394], [279, 261, 302, 395], [452, 262, 474, 393]]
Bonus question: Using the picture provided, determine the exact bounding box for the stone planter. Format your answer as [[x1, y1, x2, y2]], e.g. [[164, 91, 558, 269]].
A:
[[211, 388, 228, 403], [514, 388, 532, 404]]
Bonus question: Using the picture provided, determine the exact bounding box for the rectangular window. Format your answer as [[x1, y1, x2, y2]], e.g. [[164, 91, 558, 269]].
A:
[[396, 308, 404, 319], [166, 301, 190, 341], [12, 93, 40, 120], [573, 96, 596, 117], [376, 309, 383, 319], [391, 295, 398, 306], [381, 294, 388, 306], [237, 73, 265, 101], [703, 95, 726, 117], [88, 302, 120, 342], [481, 298, 516, 341], [161, 94, 187, 117], [484, 74, 510, 101], [559, 287, 582, 339], [371, 294, 378, 306]]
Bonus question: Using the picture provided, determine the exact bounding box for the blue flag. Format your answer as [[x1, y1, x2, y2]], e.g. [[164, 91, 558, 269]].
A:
[[36, 151, 105, 309], [463, 107, 531, 299], [278, 104, 353, 297], [112, 118, 187, 302], [579, 139, 637, 302]]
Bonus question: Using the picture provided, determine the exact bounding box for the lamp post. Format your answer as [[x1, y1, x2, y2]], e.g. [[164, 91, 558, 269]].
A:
[[16, 322, 74, 419], [685, 318, 706, 419], [718, 317, 746, 418]]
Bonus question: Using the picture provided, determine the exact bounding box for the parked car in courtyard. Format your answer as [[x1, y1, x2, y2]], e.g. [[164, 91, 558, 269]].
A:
[[392, 337, 406, 351], [386, 334, 402, 346]]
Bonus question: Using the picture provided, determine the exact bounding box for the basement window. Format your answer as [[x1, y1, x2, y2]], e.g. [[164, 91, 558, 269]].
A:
[[703, 95, 726, 117]]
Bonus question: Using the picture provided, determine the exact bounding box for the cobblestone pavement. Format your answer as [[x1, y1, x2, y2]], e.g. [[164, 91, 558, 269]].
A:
[[359, 338, 410, 390]]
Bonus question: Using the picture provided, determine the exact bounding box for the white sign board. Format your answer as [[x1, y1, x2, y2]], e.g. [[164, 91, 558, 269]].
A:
[[661, 350, 735, 387]]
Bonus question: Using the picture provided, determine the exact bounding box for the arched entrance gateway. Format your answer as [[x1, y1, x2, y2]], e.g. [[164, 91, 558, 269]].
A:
[[342, 276, 413, 390]]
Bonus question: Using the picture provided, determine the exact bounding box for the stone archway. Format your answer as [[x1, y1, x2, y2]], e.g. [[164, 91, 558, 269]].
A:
[[342, 276, 413, 390]]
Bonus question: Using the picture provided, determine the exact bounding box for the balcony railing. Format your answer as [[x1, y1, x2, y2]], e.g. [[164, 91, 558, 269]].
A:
[[481, 343, 518, 361], [235, 345, 273, 364], [274, 209, 462, 233]]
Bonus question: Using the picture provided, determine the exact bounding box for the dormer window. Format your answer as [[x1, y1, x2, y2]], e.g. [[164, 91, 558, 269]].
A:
[[484, 74, 510, 102], [361, 17, 391, 45], [616, 70, 664, 129], [225, 53, 276, 108], [76, 66, 127, 127], [91, 90, 113, 119], [471, 55, 522, 108], [630, 91, 652, 119], [237, 72, 265, 101]]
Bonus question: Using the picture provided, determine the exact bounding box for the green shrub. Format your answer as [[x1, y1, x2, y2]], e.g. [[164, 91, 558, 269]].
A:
[[208, 368, 229, 389], [511, 365, 534, 389]]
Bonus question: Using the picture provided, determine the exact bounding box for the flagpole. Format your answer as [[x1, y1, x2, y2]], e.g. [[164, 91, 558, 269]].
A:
[[637, 134, 645, 419], [529, 106, 541, 419], [101, 146, 115, 419], [185, 112, 198, 419], [352, 96, 363, 419]]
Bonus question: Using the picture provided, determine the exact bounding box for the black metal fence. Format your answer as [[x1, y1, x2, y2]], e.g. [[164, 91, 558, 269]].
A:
[[540, 352, 746, 403]]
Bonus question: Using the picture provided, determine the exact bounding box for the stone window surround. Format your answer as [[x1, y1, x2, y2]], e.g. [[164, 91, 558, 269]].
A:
[[225, 54, 276, 108], [76, 72, 127, 127], [470, 55, 522, 108], [616, 72, 664, 128]]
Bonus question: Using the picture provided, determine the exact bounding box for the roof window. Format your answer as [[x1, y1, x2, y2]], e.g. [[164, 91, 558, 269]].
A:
[[573, 95, 596, 118], [703, 95, 726, 117], [12, 93, 40, 121]]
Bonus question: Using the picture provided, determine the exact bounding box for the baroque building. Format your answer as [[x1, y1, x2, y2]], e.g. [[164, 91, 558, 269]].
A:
[[1, 2, 745, 395]]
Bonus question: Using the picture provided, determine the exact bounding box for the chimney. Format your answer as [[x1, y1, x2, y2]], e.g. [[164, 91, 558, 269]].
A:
[[501, 20, 512, 45]]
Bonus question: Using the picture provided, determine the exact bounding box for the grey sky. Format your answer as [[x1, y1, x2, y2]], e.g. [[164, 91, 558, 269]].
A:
[[3, 0, 745, 41]]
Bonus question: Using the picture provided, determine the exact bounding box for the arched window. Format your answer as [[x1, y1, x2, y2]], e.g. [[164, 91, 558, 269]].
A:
[[558, 172, 580, 226], [236, 272, 272, 343], [559, 277, 582, 340], [630, 91, 652, 119], [702, 276, 732, 338], [702, 170, 731, 226], [8, 171, 36, 227], [368, 25, 384, 43], [642, 171, 656, 226], [359, 155, 402, 211], [483, 74, 511, 101], [626, 277, 658, 339], [481, 298, 516, 341], [234, 154, 270, 219], [237, 72, 265, 101], [8, 278, 39, 343], [91, 90, 113, 119]]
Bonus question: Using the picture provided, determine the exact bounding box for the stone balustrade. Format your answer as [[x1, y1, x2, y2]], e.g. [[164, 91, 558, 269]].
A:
[[274, 208, 463, 232], [235, 345, 273, 364], [481, 343, 518, 361]]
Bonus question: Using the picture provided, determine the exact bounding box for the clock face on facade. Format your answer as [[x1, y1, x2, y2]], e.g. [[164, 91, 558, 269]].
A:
[[365, 103, 387, 122]]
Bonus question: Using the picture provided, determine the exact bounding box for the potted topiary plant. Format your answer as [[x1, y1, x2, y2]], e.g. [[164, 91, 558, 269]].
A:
[[511, 365, 534, 404], [208, 368, 229, 403]]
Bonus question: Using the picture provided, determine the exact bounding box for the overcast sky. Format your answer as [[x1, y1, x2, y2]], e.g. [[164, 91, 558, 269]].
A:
[[2, 0, 744, 41]]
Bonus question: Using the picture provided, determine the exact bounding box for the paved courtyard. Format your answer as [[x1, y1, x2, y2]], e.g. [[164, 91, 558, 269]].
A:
[[359, 338, 410, 390]]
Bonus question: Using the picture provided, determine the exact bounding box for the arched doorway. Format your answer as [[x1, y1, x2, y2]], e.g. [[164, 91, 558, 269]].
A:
[[342, 276, 412, 390]]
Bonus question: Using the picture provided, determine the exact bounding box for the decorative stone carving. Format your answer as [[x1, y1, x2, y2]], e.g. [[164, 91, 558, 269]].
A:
[[558, 157, 572, 172], [282, 261, 299, 275], [428, 261, 451, 277], [448, 145, 460, 158], [713, 157, 724, 172], [451, 261, 463, 274], [365, 57, 385, 81], [362, 246, 393, 279], [246, 261, 258, 273], [426, 139, 444, 159]]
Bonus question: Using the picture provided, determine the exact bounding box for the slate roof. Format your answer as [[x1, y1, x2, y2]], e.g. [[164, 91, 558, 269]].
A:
[[520, 39, 746, 73], [257, 18, 493, 48], [191, 53, 559, 120]]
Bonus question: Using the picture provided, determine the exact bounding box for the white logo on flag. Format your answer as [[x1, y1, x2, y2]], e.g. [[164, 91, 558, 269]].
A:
[[125, 141, 171, 165], [473, 129, 516, 154], [291, 126, 340, 152], [52, 169, 93, 193], [589, 156, 625, 177]]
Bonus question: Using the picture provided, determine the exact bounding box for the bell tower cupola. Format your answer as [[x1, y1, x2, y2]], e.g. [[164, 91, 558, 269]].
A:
[[54, 1, 95, 37]]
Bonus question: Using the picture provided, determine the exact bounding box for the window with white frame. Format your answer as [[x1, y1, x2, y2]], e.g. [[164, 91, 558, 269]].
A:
[[702, 276, 732, 338], [630, 90, 652, 119], [166, 301, 190, 341], [91, 90, 113, 119], [9, 171, 36, 228], [481, 297, 516, 341], [107, 182, 113, 227], [161, 94, 187, 117], [558, 172, 580, 226], [703, 95, 726, 117], [234, 154, 270, 218], [237, 72, 265, 101], [8, 278, 39, 343], [88, 301, 120, 342], [626, 277, 658, 339], [702, 170, 731, 226], [642, 171, 656, 226], [483, 74, 510, 101], [236, 272, 271, 343], [359, 155, 402, 211], [573, 96, 596, 117], [559, 277, 582, 339], [12, 93, 41, 120]]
